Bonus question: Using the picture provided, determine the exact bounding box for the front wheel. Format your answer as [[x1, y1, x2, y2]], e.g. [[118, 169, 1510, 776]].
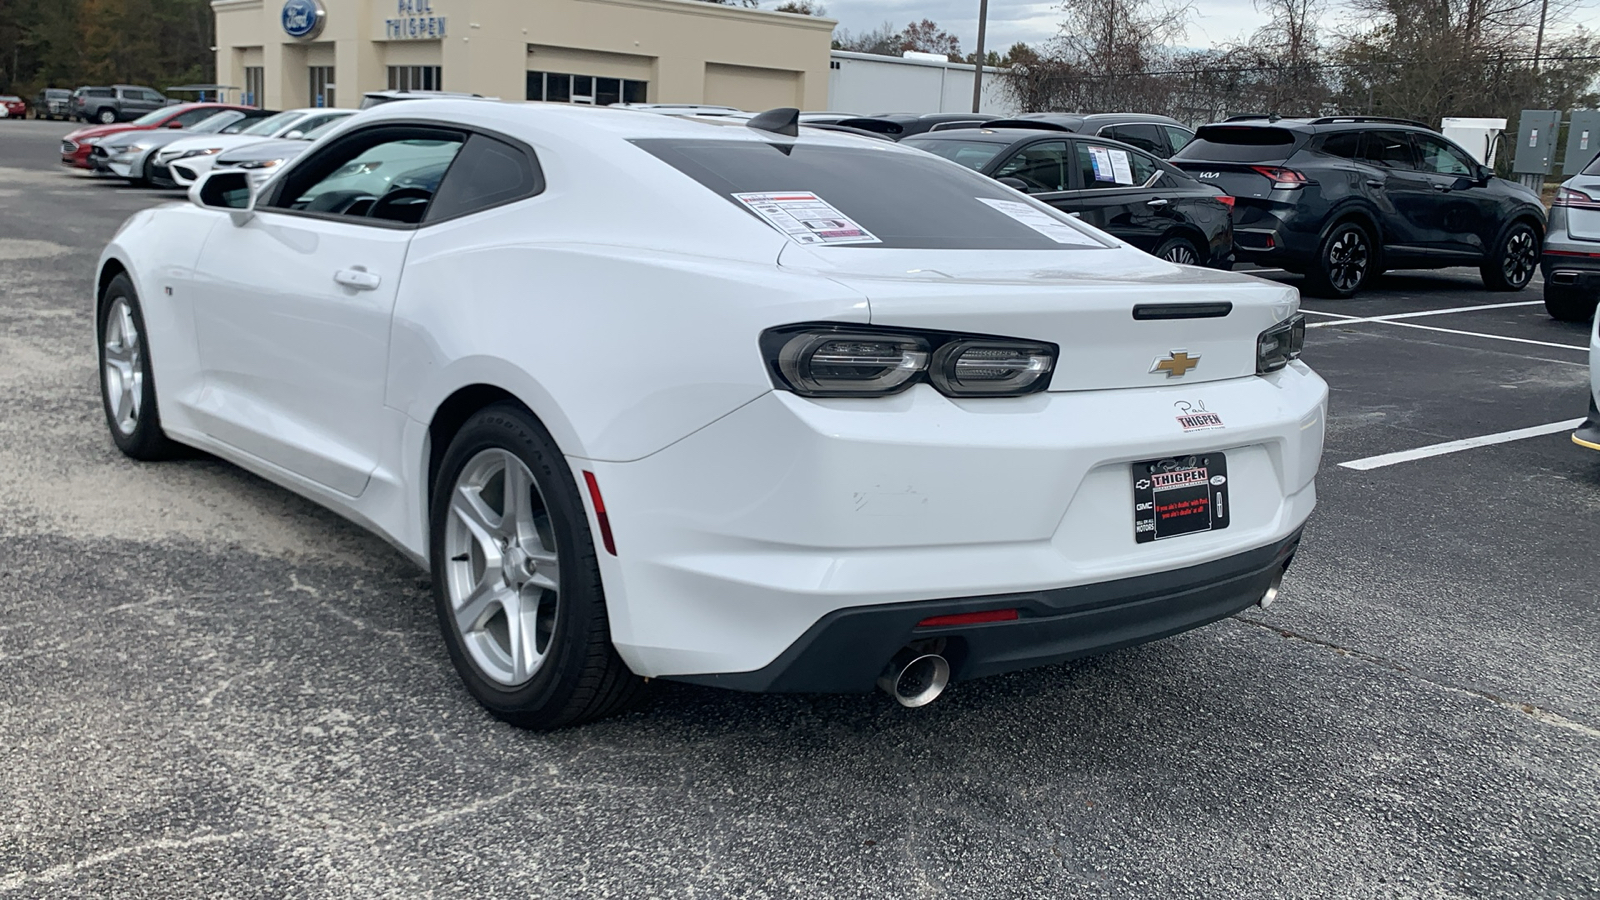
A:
[[1304, 221, 1374, 298], [1154, 236, 1201, 266], [1481, 222, 1540, 291], [98, 274, 177, 460], [429, 404, 645, 729]]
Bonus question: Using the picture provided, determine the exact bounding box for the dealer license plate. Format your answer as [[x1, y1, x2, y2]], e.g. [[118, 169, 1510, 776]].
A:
[[1132, 453, 1230, 543]]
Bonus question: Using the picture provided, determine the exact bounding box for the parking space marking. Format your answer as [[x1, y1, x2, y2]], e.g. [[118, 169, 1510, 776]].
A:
[[1362, 318, 1589, 350], [1301, 309, 1362, 320], [1339, 418, 1586, 470], [1305, 299, 1545, 329]]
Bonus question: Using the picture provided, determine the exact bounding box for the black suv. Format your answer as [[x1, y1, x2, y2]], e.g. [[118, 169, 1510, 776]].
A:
[[1171, 116, 1546, 297]]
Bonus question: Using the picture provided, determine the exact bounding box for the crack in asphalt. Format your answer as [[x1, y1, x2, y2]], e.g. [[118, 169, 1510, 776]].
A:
[[0, 831, 257, 893], [1233, 614, 1600, 740]]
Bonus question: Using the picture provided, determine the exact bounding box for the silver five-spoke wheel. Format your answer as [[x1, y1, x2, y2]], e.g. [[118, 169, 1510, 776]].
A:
[[102, 297, 143, 436], [443, 448, 561, 687]]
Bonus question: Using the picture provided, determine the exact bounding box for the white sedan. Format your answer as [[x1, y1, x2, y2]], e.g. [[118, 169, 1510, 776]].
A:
[[1577, 317, 1600, 451], [96, 101, 1327, 727], [157, 107, 355, 186]]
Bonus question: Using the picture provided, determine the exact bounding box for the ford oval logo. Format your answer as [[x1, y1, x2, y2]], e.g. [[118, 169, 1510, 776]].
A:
[[281, 0, 327, 40]]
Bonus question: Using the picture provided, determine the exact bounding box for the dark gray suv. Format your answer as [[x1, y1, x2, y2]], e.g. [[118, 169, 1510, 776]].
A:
[[72, 85, 172, 124]]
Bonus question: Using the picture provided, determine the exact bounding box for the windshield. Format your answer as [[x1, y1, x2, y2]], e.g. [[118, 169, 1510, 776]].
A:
[[242, 111, 303, 136], [632, 139, 1109, 251], [901, 137, 1010, 171], [300, 118, 345, 140], [191, 111, 247, 134], [131, 108, 174, 126]]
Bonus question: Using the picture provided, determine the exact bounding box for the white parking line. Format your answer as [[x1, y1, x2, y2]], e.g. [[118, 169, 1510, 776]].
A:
[[1300, 309, 1362, 319], [1340, 418, 1587, 470], [1364, 318, 1589, 350], [1305, 299, 1544, 328]]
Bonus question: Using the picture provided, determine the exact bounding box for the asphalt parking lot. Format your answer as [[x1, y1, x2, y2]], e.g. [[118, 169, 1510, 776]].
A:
[[2, 118, 1597, 898]]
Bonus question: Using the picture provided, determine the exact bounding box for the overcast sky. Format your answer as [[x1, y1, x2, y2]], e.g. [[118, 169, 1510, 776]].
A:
[[818, 0, 1598, 57]]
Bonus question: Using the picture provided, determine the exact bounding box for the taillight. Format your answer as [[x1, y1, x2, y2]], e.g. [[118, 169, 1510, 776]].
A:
[[762, 324, 1057, 398], [1256, 314, 1306, 374], [1216, 195, 1236, 208], [1554, 187, 1600, 209], [1249, 166, 1308, 189]]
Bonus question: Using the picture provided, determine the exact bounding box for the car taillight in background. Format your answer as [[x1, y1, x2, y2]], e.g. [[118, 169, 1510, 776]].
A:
[[1553, 187, 1600, 209], [1249, 166, 1309, 189], [763, 324, 1057, 398], [1216, 195, 1236, 208]]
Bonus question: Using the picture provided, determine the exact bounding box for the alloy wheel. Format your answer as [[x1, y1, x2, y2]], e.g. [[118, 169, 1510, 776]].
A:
[[443, 448, 561, 687], [1326, 229, 1370, 293], [102, 297, 143, 436], [1160, 243, 1199, 265], [1501, 227, 1537, 287]]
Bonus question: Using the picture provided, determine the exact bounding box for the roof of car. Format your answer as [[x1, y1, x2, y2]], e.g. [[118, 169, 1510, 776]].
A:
[[982, 112, 1187, 133], [1206, 115, 1435, 133]]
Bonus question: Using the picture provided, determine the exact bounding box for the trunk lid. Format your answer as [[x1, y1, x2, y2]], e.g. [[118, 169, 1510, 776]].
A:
[[780, 244, 1299, 391], [1171, 124, 1308, 203], [1561, 178, 1600, 242]]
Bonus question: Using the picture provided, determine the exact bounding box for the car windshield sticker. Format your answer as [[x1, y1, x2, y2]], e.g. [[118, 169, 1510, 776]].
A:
[[1108, 148, 1134, 185], [976, 198, 1102, 246], [732, 192, 881, 245], [1088, 145, 1116, 182]]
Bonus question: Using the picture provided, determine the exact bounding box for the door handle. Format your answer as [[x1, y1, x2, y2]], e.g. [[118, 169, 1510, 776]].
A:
[[1365, 179, 1385, 188], [1432, 183, 1451, 192], [334, 268, 381, 291], [1146, 198, 1169, 207]]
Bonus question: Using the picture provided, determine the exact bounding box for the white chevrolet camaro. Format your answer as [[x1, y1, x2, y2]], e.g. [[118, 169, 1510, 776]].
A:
[[96, 101, 1327, 728]]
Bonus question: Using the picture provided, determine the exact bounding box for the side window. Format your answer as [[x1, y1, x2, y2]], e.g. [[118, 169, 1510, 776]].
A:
[[1102, 123, 1164, 155], [1076, 141, 1155, 188], [425, 133, 545, 223], [994, 141, 1072, 192], [1412, 134, 1475, 176], [1362, 130, 1416, 169], [293, 114, 343, 135], [140, 90, 164, 103], [171, 108, 219, 128], [264, 126, 466, 225], [1320, 132, 1363, 159], [1164, 125, 1194, 155]]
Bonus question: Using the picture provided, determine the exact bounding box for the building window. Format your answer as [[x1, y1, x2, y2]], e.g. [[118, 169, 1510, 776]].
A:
[[244, 66, 264, 107], [309, 66, 335, 108], [527, 71, 646, 105], [388, 65, 442, 92]]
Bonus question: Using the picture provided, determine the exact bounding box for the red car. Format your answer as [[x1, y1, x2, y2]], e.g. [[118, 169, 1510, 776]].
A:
[[59, 102, 250, 169], [0, 96, 26, 118]]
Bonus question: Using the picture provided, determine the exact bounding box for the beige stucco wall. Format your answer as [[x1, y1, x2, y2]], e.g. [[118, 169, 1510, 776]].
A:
[[213, 0, 833, 110]]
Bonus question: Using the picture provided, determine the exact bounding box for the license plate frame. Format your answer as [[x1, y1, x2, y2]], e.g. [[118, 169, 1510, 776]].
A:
[[1132, 452, 1230, 543]]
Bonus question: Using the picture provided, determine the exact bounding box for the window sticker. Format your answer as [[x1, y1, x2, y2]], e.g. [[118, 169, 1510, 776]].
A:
[[732, 191, 880, 245], [1088, 145, 1116, 182], [1108, 148, 1134, 185], [976, 198, 1102, 246]]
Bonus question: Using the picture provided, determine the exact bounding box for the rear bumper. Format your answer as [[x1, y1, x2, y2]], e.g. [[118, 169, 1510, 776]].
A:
[[672, 529, 1302, 693], [1541, 248, 1600, 293]]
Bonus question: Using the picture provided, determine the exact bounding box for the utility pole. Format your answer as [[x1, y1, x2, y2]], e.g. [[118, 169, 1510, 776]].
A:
[[971, 0, 990, 113], [1533, 0, 1549, 74]]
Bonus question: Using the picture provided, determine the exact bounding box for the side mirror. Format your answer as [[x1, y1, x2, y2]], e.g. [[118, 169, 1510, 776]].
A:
[[166, 121, 184, 129], [191, 170, 255, 225], [997, 176, 1031, 192], [284, 130, 304, 140]]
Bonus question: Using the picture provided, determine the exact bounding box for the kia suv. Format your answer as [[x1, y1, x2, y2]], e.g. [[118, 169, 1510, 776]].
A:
[[1172, 116, 1546, 297]]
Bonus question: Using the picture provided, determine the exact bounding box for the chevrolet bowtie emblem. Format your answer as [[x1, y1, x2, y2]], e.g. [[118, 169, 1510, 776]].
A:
[[1152, 351, 1201, 377]]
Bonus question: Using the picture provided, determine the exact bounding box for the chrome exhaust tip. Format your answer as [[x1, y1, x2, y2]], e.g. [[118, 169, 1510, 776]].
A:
[[877, 649, 951, 708], [1259, 567, 1286, 609]]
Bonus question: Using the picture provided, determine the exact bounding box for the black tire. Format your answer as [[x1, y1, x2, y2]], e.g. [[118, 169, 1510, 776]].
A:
[[429, 403, 645, 729], [97, 273, 178, 460], [1154, 235, 1201, 266], [96, 108, 117, 125], [1543, 283, 1598, 322], [1303, 221, 1374, 298], [1481, 221, 1540, 292]]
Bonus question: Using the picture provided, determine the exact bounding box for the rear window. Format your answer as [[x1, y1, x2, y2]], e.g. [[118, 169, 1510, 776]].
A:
[[633, 139, 1108, 251], [900, 136, 1010, 171], [1176, 126, 1301, 162]]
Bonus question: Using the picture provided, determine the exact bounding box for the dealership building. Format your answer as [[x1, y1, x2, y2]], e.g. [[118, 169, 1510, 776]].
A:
[[212, 0, 836, 111]]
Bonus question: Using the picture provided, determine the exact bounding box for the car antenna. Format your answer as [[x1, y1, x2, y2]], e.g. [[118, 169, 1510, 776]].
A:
[[746, 107, 800, 138]]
